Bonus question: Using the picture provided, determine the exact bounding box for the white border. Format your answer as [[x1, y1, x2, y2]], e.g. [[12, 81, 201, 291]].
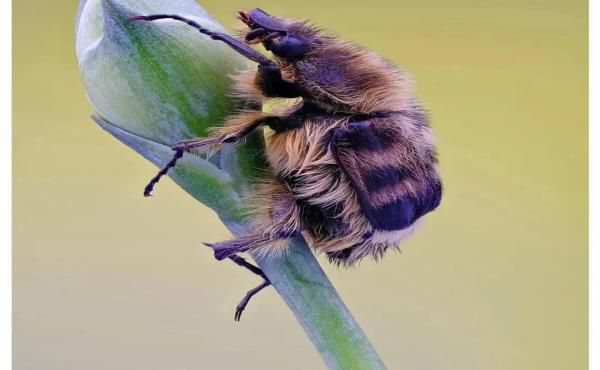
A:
[[2, 2, 593, 370], [590, 0, 597, 368], [1, 0, 12, 368]]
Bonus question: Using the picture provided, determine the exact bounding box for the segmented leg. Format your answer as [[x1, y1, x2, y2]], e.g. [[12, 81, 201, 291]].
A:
[[256, 64, 302, 98], [171, 136, 222, 151], [228, 254, 268, 280], [129, 15, 276, 67], [205, 234, 274, 260], [204, 178, 302, 260], [142, 114, 280, 196], [234, 280, 271, 321], [227, 254, 272, 321], [129, 15, 304, 100], [143, 137, 221, 197], [143, 149, 184, 197], [200, 147, 302, 320]]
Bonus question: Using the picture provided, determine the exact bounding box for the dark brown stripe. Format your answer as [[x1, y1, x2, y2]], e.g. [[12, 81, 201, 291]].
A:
[[363, 165, 411, 192]]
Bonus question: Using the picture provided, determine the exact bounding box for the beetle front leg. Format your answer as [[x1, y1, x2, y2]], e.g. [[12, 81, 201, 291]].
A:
[[256, 64, 303, 98], [129, 15, 277, 67]]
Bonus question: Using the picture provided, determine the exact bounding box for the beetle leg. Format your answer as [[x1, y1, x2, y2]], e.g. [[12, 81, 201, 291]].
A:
[[256, 64, 302, 98], [234, 280, 271, 321], [143, 114, 280, 197], [143, 149, 184, 197], [129, 14, 277, 67], [228, 254, 269, 280], [142, 137, 220, 197]]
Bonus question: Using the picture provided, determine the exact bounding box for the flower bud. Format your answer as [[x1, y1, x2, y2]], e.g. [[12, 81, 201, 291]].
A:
[[76, 0, 251, 221], [76, 0, 247, 145]]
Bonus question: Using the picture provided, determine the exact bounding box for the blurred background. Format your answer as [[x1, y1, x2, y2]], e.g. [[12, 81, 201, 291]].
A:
[[13, 0, 587, 369]]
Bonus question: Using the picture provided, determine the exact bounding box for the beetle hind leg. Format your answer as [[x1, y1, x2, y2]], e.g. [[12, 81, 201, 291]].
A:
[[205, 230, 296, 260], [234, 280, 271, 321], [227, 254, 271, 321], [204, 177, 302, 268], [205, 234, 272, 260], [204, 230, 294, 321], [202, 173, 303, 320]]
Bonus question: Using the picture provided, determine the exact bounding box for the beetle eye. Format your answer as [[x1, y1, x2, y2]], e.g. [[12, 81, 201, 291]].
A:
[[268, 35, 308, 59]]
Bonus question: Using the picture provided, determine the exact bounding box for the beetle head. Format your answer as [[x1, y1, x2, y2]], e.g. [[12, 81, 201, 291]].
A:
[[239, 8, 315, 60]]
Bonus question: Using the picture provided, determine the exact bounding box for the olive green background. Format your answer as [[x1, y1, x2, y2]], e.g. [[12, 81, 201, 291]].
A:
[[13, 0, 588, 369]]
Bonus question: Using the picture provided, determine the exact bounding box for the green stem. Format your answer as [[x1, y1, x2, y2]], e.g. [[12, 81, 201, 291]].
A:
[[81, 0, 387, 366], [95, 117, 387, 369], [251, 237, 386, 370]]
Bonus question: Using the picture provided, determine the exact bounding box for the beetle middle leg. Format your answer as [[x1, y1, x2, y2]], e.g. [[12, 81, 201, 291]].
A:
[[143, 112, 281, 196], [143, 136, 221, 197]]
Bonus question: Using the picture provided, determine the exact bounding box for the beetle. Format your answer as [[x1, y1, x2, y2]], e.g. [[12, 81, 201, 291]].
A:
[[130, 8, 442, 320]]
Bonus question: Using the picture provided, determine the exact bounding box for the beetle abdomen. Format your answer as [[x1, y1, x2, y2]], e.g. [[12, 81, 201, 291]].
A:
[[361, 177, 442, 231], [264, 109, 440, 264]]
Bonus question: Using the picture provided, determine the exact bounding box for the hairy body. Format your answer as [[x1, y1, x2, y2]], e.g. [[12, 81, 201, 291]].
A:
[[131, 8, 442, 319], [211, 18, 441, 264]]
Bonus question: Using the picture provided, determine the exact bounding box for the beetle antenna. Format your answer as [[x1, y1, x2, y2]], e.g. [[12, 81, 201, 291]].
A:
[[128, 14, 276, 66]]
